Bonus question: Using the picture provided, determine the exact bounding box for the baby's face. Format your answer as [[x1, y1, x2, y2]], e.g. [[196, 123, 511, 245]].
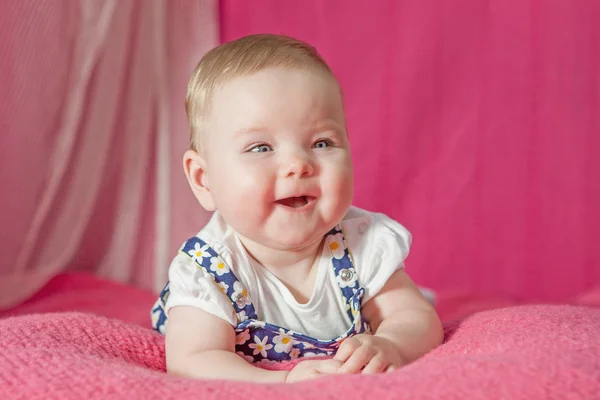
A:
[[202, 67, 353, 251]]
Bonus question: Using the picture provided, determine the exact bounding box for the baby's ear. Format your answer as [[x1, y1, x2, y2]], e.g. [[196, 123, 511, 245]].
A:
[[183, 150, 216, 211]]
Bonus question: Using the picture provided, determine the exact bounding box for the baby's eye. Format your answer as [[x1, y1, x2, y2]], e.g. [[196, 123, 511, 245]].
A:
[[249, 144, 273, 153], [313, 139, 333, 149]]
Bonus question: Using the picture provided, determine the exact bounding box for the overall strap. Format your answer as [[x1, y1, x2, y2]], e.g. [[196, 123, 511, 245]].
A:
[[324, 225, 361, 322], [181, 237, 258, 322]]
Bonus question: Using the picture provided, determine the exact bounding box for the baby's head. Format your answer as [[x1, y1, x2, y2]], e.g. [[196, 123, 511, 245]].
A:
[[183, 34, 353, 251]]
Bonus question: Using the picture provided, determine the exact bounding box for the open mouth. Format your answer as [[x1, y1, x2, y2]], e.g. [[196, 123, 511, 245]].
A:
[[275, 196, 316, 208]]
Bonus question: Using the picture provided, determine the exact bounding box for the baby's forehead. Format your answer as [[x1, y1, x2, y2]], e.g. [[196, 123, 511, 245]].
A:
[[186, 34, 341, 151], [220, 66, 339, 90], [195, 68, 345, 149], [218, 67, 341, 101]]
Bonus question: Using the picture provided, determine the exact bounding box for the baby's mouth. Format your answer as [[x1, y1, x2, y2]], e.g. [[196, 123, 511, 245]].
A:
[[276, 196, 315, 208]]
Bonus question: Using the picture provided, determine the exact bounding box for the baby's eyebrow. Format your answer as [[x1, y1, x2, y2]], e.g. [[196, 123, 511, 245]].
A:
[[234, 127, 270, 138], [233, 121, 346, 138], [311, 120, 345, 134]]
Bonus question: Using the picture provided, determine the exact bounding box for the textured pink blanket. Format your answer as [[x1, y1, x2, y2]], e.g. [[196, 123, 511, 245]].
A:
[[2, 304, 599, 399]]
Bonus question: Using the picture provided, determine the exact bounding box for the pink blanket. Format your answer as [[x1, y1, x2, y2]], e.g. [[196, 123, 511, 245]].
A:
[[2, 304, 599, 399]]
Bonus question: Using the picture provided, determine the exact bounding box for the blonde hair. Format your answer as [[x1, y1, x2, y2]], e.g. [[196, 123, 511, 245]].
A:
[[185, 34, 337, 151]]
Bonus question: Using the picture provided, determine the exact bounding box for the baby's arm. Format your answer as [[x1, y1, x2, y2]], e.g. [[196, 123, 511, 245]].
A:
[[364, 269, 444, 362], [334, 269, 444, 373], [165, 306, 288, 382], [166, 306, 341, 382]]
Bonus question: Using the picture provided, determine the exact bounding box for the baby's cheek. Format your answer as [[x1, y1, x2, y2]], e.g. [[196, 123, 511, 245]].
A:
[[325, 172, 353, 206], [220, 168, 270, 201]]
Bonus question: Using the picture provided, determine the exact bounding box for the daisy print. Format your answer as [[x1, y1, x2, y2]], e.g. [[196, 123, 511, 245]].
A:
[[151, 309, 166, 334], [289, 347, 301, 359], [327, 233, 345, 259], [352, 306, 362, 327], [237, 310, 249, 322], [247, 320, 266, 329], [249, 335, 273, 358], [209, 256, 230, 276], [302, 342, 316, 350], [236, 329, 251, 345], [232, 281, 250, 307], [217, 281, 229, 295], [151, 308, 160, 326], [273, 329, 296, 353], [187, 243, 211, 262]]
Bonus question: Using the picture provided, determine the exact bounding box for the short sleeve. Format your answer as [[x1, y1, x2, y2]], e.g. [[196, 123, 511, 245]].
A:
[[342, 211, 412, 304], [164, 252, 238, 326]]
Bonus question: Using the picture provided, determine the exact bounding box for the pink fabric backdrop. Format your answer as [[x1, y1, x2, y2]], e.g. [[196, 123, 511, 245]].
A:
[[220, 0, 600, 301], [1, 1, 598, 309], [0, 0, 216, 308]]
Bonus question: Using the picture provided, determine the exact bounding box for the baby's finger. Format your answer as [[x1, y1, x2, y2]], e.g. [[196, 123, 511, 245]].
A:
[[317, 359, 344, 374], [333, 337, 360, 362], [337, 345, 376, 374], [362, 355, 390, 375]]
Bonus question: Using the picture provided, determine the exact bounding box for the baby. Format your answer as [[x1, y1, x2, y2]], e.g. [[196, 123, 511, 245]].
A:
[[151, 34, 443, 383]]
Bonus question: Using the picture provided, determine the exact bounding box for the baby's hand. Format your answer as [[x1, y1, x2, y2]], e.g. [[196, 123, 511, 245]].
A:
[[333, 334, 405, 374], [285, 358, 342, 383]]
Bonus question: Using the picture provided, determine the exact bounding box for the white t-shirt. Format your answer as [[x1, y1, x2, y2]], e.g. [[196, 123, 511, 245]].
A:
[[164, 206, 411, 340]]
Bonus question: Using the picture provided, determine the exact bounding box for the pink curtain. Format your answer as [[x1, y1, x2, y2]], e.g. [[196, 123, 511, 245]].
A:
[[2, 0, 598, 309], [0, 0, 216, 308], [220, 0, 600, 301]]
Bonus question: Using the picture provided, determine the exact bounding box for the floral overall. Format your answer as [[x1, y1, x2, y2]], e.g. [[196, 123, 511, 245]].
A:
[[151, 225, 370, 363]]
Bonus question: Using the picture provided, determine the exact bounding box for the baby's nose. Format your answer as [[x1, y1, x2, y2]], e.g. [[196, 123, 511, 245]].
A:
[[283, 153, 314, 178]]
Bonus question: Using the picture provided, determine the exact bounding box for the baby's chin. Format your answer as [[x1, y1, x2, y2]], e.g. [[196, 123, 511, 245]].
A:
[[256, 230, 327, 252], [231, 205, 350, 251]]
